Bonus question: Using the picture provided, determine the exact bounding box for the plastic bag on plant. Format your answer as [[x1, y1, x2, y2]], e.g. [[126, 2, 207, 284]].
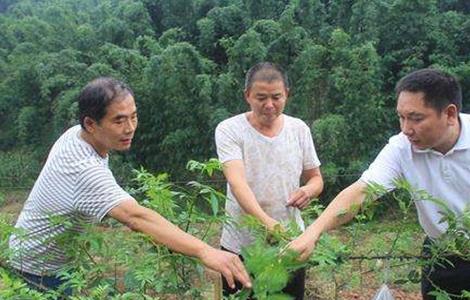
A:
[[371, 284, 395, 300]]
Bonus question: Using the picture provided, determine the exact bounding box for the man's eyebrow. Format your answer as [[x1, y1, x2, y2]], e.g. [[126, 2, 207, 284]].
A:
[[113, 110, 137, 119], [256, 91, 282, 95], [396, 111, 425, 117], [408, 112, 425, 116], [113, 114, 129, 120]]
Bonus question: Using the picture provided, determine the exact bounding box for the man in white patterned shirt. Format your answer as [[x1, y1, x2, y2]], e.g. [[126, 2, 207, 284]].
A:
[[215, 62, 324, 299], [9, 77, 251, 296]]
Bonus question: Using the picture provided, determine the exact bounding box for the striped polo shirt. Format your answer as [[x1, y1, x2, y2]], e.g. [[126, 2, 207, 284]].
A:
[[9, 125, 133, 275]]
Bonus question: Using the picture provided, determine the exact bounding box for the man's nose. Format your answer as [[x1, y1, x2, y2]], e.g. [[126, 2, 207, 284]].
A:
[[125, 119, 136, 133], [265, 99, 274, 109], [401, 119, 413, 136]]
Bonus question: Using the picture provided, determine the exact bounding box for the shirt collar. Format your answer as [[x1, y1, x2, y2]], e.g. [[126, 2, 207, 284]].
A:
[[452, 113, 470, 150]]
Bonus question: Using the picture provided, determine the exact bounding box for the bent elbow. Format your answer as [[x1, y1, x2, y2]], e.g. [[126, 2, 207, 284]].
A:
[[125, 216, 142, 232], [108, 199, 147, 231]]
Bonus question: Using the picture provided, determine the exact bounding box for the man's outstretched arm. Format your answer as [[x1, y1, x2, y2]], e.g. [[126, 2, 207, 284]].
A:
[[108, 199, 252, 289], [288, 180, 367, 261]]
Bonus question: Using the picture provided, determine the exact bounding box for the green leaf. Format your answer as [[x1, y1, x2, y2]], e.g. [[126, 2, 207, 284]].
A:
[[428, 290, 452, 300], [268, 293, 294, 300], [210, 193, 219, 216]]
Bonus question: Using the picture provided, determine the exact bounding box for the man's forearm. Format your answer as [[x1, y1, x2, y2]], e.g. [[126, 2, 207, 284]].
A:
[[305, 180, 366, 238], [302, 174, 323, 199], [138, 211, 210, 258], [230, 182, 278, 228], [117, 203, 210, 258], [222, 160, 278, 229]]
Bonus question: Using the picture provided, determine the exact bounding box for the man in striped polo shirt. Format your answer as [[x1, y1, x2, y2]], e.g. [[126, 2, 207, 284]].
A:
[[8, 77, 251, 295]]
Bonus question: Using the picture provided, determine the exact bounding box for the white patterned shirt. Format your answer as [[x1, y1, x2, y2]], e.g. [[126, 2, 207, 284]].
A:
[[216, 113, 321, 253]]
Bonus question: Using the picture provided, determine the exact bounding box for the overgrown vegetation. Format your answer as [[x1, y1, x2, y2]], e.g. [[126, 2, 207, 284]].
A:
[[1, 160, 470, 299]]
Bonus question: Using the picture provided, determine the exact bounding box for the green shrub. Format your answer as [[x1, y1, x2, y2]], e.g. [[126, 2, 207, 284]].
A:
[[0, 150, 41, 189]]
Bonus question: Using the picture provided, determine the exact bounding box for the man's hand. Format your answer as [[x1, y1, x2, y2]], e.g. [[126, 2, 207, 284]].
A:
[[287, 167, 323, 210], [286, 186, 312, 209], [198, 246, 251, 289], [264, 217, 283, 232], [287, 231, 320, 261]]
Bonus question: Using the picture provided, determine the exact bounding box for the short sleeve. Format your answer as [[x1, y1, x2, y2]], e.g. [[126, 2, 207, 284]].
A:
[[302, 124, 321, 170], [215, 121, 243, 163], [360, 140, 403, 191], [74, 166, 134, 222]]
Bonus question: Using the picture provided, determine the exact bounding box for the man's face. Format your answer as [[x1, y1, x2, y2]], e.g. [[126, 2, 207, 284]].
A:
[[87, 94, 138, 156], [396, 91, 455, 153], [245, 80, 288, 125]]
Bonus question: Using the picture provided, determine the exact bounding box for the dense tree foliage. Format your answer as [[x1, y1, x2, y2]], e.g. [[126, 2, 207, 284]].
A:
[[0, 0, 468, 200]]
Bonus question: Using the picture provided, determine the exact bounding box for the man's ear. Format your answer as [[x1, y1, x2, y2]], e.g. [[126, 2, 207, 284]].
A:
[[83, 116, 97, 133], [444, 104, 459, 125], [244, 89, 250, 102]]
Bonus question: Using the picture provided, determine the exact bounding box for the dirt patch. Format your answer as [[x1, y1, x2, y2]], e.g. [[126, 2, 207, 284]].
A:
[[0, 190, 28, 221], [339, 287, 421, 300], [1, 201, 23, 216]]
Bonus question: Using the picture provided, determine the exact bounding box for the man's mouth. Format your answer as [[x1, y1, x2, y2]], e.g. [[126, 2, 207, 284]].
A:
[[263, 111, 277, 116], [408, 138, 426, 148], [120, 138, 132, 145]]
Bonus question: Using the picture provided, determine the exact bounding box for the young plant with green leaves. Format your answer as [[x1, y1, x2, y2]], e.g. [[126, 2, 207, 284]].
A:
[[0, 159, 229, 299]]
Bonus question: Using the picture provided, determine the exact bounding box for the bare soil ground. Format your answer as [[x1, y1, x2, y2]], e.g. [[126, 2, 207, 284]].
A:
[[339, 288, 421, 300]]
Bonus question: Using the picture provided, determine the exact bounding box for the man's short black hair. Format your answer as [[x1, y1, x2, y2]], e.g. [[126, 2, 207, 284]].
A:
[[245, 62, 289, 90], [395, 68, 462, 112], [78, 77, 134, 130]]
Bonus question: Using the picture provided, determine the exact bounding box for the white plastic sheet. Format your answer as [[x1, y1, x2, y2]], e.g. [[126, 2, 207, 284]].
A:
[[371, 284, 395, 300]]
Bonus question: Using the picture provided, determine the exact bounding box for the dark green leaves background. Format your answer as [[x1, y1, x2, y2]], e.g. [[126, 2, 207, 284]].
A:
[[0, 0, 469, 200]]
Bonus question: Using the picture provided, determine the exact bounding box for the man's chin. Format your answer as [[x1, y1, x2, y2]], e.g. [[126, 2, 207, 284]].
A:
[[115, 144, 132, 152], [411, 141, 430, 150], [262, 114, 281, 122], [408, 138, 420, 146]]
